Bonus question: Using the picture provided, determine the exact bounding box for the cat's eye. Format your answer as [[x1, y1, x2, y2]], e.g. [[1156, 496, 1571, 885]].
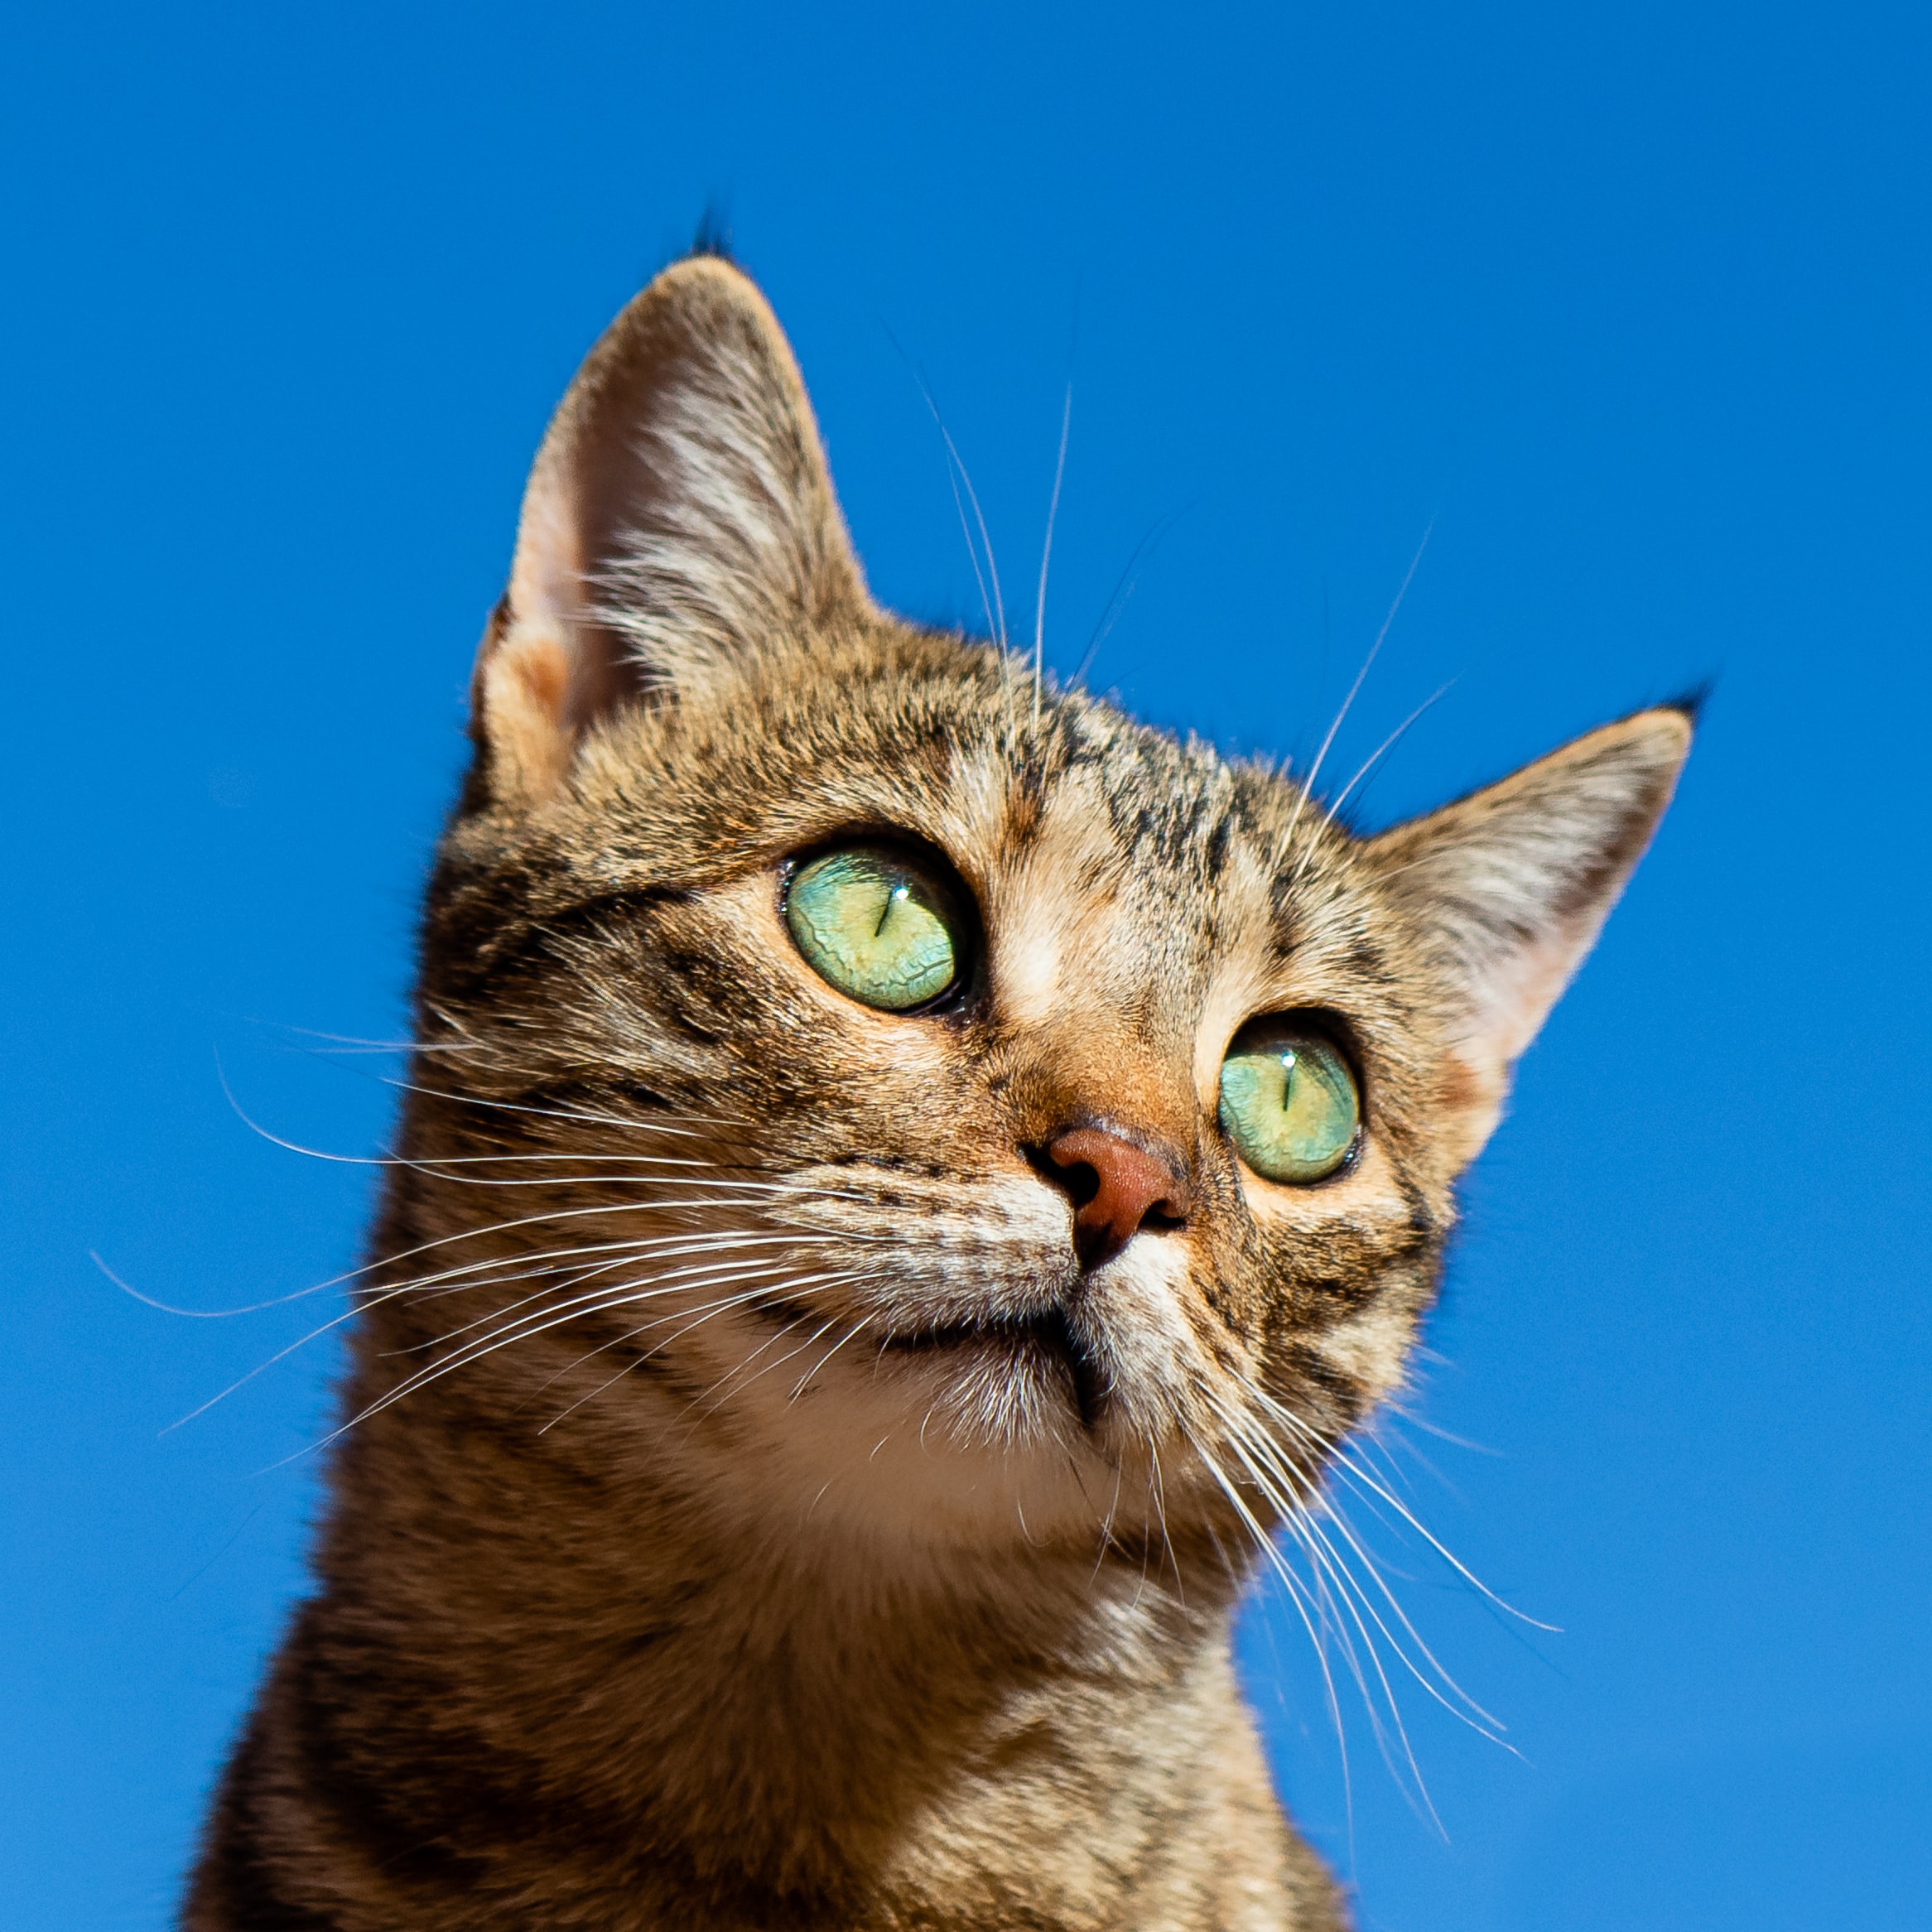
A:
[[783, 843, 968, 1013], [1218, 1020, 1361, 1185]]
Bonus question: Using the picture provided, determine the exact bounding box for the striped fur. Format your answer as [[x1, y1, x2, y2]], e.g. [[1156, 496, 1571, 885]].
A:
[[184, 258, 1689, 1930]]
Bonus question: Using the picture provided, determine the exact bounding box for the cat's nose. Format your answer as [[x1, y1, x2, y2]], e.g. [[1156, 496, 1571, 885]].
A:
[[1043, 1125, 1192, 1270]]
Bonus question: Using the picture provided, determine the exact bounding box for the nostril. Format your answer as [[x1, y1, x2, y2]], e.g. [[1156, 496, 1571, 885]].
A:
[[1036, 1124, 1192, 1269], [1050, 1157, 1101, 1211]]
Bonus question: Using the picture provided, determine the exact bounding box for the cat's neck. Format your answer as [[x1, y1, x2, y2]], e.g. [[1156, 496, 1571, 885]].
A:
[[310, 1330, 1253, 1914]]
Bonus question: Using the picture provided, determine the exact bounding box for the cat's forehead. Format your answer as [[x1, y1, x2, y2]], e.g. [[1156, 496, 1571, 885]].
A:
[[548, 628, 1368, 1029], [725, 639, 1360, 1025], [956, 693, 1379, 1059], [952, 703, 1243, 880], [747, 637, 1337, 941], [571, 629, 1360, 938]]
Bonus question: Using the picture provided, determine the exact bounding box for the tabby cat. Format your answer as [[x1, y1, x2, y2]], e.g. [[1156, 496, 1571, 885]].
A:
[[184, 253, 1690, 1930]]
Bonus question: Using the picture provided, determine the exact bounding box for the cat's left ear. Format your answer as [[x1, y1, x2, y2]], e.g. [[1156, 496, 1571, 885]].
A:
[[470, 256, 868, 809], [1363, 705, 1693, 1167]]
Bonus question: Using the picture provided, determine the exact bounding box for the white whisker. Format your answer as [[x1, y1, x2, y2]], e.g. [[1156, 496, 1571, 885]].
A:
[[1251, 1384, 1554, 1631], [1033, 383, 1072, 731], [889, 337, 1007, 654], [1322, 681, 1454, 828], [393, 1236, 844, 1353], [1276, 518, 1434, 868], [323, 1264, 822, 1448], [1182, 1424, 1356, 1828], [1072, 510, 1181, 691], [380, 1074, 727, 1139], [159, 1221, 852, 1430], [533, 1268, 878, 1434]]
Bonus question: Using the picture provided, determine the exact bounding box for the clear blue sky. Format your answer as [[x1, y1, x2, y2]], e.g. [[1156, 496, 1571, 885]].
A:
[[3, 3, 1927, 1926]]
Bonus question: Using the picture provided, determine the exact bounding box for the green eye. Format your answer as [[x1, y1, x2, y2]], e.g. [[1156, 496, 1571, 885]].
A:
[[784, 845, 966, 1012], [1218, 1022, 1361, 1184]]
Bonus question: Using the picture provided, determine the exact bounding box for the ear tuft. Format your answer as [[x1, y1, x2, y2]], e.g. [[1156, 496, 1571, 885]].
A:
[[1367, 706, 1692, 1164], [688, 205, 735, 263], [470, 258, 866, 810]]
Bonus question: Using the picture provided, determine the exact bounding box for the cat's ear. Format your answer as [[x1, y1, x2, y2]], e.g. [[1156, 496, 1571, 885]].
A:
[[469, 256, 868, 808], [1364, 705, 1693, 1167]]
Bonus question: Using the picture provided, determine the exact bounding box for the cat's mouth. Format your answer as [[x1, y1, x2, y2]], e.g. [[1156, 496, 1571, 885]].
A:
[[879, 1307, 1105, 1426]]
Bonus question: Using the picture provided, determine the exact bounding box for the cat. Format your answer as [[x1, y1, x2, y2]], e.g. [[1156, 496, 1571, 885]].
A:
[[182, 250, 1690, 1931]]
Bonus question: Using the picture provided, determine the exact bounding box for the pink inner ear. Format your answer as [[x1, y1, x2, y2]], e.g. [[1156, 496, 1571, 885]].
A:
[[1475, 916, 1608, 1070], [505, 450, 643, 741], [513, 634, 571, 730], [1424, 920, 1626, 1175], [466, 257, 867, 809], [1434, 1051, 1509, 1173], [475, 625, 580, 807]]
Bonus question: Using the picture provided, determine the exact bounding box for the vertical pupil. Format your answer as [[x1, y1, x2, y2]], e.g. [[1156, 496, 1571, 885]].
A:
[[785, 847, 965, 1014], [1218, 1029, 1356, 1183]]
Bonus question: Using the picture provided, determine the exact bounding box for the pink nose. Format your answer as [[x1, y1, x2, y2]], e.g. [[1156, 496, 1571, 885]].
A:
[[1044, 1125, 1192, 1268]]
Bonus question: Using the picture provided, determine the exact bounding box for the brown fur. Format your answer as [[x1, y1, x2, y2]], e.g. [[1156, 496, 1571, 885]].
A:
[[183, 256, 1690, 1930]]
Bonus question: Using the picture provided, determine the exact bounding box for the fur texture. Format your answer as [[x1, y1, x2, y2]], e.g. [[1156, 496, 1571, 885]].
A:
[[183, 257, 1690, 1930]]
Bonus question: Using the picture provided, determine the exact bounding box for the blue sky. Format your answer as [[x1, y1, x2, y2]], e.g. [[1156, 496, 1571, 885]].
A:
[[3, 3, 1928, 1926]]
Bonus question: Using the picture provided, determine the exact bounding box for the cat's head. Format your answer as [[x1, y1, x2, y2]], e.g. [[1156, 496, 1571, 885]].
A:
[[396, 258, 1687, 1564]]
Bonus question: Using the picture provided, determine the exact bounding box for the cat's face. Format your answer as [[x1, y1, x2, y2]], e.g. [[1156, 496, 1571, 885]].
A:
[[393, 258, 1687, 1562]]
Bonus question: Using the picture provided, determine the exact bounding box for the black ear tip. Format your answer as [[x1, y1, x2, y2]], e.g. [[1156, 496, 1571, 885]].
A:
[[1659, 678, 1715, 728], [690, 204, 735, 263]]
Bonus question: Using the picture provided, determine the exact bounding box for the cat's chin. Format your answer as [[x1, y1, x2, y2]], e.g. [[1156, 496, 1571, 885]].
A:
[[877, 1306, 1105, 1427]]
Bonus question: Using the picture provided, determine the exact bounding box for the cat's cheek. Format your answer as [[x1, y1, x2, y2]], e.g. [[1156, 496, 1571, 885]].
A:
[[1233, 1136, 1432, 1409], [1431, 1049, 1509, 1173], [1308, 1297, 1420, 1409]]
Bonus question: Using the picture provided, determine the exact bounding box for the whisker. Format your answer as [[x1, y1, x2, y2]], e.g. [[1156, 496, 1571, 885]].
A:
[[1088, 1453, 1128, 1584], [1181, 1424, 1356, 1825], [543, 1311, 805, 1434], [888, 332, 1006, 653], [218, 1050, 706, 1159], [600, 1273, 879, 1431], [202, 1090, 882, 1199], [390, 1252, 824, 1385], [235, 1019, 491, 1058], [1033, 383, 1072, 732], [161, 1224, 851, 1429], [687, 1307, 849, 1424], [1252, 1385, 1555, 1631], [325, 1264, 821, 1447], [1195, 1372, 1548, 1832], [250, 1182, 875, 1321], [93, 1248, 324, 1323], [1146, 1433, 1183, 1609], [1072, 508, 1185, 691], [1226, 1402, 1506, 1745], [379, 1074, 728, 1140], [393, 1235, 845, 1352], [1276, 518, 1435, 868], [1321, 681, 1454, 828], [676, 1294, 869, 1416], [786, 1312, 875, 1403], [1298, 1494, 1510, 1740], [1279, 1508, 1444, 1831], [1215, 1414, 1442, 1828], [534, 1268, 878, 1433]]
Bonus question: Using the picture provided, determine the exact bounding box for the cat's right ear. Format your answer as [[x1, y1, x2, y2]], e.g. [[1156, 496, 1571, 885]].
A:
[[468, 257, 868, 811], [1363, 705, 1693, 1169]]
